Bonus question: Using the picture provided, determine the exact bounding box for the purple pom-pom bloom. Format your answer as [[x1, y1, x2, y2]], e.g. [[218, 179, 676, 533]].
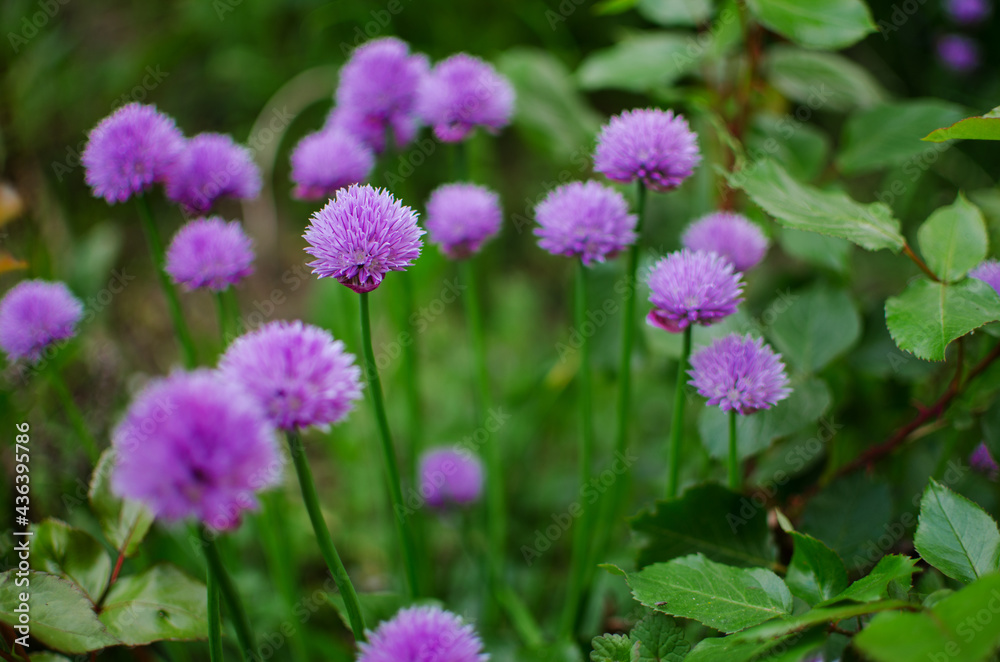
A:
[[534, 181, 637, 266], [358, 605, 489, 662], [82, 103, 185, 204], [594, 108, 701, 193], [425, 183, 503, 259], [164, 133, 261, 213], [303, 184, 424, 293], [419, 447, 484, 509], [945, 0, 991, 24], [681, 212, 769, 272], [417, 53, 515, 143], [290, 128, 375, 200], [938, 34, 981, 73], [970, 259, 1000, 297], [111, 370, 280, 530], [647, 249, 744, 333], [688, 333, 791, 415], [165, 217, 255, 291], [219, 320, 363, 431], [971, 443, 999, 480], [0, 280, 84, 363]]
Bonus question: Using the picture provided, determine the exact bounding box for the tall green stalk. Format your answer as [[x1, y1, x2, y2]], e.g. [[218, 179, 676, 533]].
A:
[[48, 370, 99, 462], [667, 326, 693, 498], [206, 572, 222, 662], [399, 274, 422, 484], [728, 410, 740, 490], [200, 527, 256, 662]]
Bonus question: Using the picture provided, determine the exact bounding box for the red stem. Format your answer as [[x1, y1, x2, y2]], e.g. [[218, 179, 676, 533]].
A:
[[903, 243, 941, 282]]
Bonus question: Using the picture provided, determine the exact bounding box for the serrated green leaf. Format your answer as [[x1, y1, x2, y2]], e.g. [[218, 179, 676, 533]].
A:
[[777, 228, 852, 273], [31, 519, 112, 603], [915, 479, 1000, 584], [917, 194, 989, 282], [767, 286, 861, 372], [745, 0, 876, 50], [89, 449, 154, 557], [636, 0, 712, 26], [98, 565, 206, 645], [785, 532, 849, 606], [765, 45, 886, 112], [576, 32, 702, 92], [591, 634, 639, 662], [748, 113, 831, 183], [924, 106, 1000, 142], [800, 474, 893, 571], [819, 555, 919, 605], [631, 611, 691, 662], [737, 600, 910, 642]]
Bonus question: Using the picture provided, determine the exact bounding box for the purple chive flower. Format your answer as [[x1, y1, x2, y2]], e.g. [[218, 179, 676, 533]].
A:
[[111, 370, 280, 530], [534, 181, 638, 266], [688, 333, 791, 415], [0, 280, 83, 363], [358, 606, 489, 662], [970, 259, 1000, 297], [681, 212, 769, 272], [425, 183, 502, 259], [945, 0, 991, 24], [594, 108, 701, 193], [164, 133, 261, 213], [82, 103, 185, 204], [419, 447, 484, 509], [165, 217, 255, 291], [416, 53, 515, 143], [303, 184, 424, 293], [646, 249, 744, 333], [219, 320, 363, 431], [290, 128, 375, 200], [937, 34, 981, 72], [971, 443, 999, 480]]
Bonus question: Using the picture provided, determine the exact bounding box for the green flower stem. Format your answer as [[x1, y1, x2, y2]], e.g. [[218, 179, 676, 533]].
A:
[[200, 526, 256, 661], [728, 409, 740, 490], [48, 370, 99, 462], [286, 429, 367, 642], [259, 492, 309, 662], [667, 326, 693, 498], [359, 291, 420, 599], [399, 273, 422, 483], [135, 195, 197, 368], [206, 572, 222, 662]]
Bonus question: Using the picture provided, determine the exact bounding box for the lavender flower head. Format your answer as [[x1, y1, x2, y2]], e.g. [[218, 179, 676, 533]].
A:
[[111, 370, 280, 530], [534, 181, 637, 266], [164, 133, 261, 213], [219, 320, 363, 431], [594, 108, 701, 192], [938, 34, 981, 73], [425, 183, 502, 259], [290, 128, 374, 200], [970, 259, 1000, 297], [358, 606, 489, 662], [417, 53, 515, 143], [0, 280, 83, 363], [646, 249, 744, 333], [419, 447, 484, 509], [82, 103, 185, 204], [945, 0, 991, 24], [688, 334, 791, 415], [681, 212, 769, 272], [165, 217, 255, 291], [971, 443, 999, 480], [303, 184, 424, 293]]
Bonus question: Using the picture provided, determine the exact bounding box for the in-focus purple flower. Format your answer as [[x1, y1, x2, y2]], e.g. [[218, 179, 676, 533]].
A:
[[594, 108, 701, 193], [82, 103, 185, 204], [937, 34, 981, 72], [416, 53, 514, 143], [970, 259, 1000, 297], [688, 333, 791, 415], [219, 320, 363, 431], [945, 0, 991, 24], [534, 181, 637, 266], [290, 128, 374, 200], [303, 184, 424, 293], [164, 133, 261, 213], [165, 217, 255, 291], [646, 249, 744, 333], [425, 183, 502, 259], [681, 212, 769, 272], [358, 605, 489, 662], [111, 370, 280, 530], [971, 442, 999, 480], [0, 280, 84, 363], [334, 37, 428, 153], [419, 447, 484, 509]]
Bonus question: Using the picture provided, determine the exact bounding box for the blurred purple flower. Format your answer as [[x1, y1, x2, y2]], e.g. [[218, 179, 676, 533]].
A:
[[82, 103, 185, 204], [0, 280, 83, 363], [425, 183, 502, 259], [416, 53, 514, 142], [681, 211, 769, 272], [358, 605, 489, 662], [165, 217, 255, 291], [164, 133, 261, 213], [303, 184, 424, 293], [290, 128, 374, 200], [937, 34, 981, 72], [688, 333, 791, 415], [419, 447, 484, 509], [111, 370, 280, 530], [646, 249, 743, 333], [970, 258, 1000, 297], [219, 320, 363, 431], [594, 108, 701, 193], [945, 0, 991, 24], [971, 442, 999, 480], [534, 181, 637, 266]]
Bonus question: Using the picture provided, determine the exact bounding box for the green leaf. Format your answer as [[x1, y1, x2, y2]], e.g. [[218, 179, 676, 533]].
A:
[[748, 113, 831, 183], [0, 571, 119, 653], [31, 519, 112, 603], [636, 0, 712, 26], [745, 0, 876, 50], [594, 0, 638, 14], [800, 474, 893, 571], [916, 194, 989, 282], [924, 106, 1000, 142], [764, 45, 886, 112], [89, 449, 154, 557], [685, 625, 826, 661], [98, 565, 206, 645], [767, 286, 861, 372], [608, 554, 793, 633], [777, 229, 852, 273], [628, 484, 777, 569], [915, 479, 1000, 584], [631, 611, 691, 662], [819, 555, 920, 605], [837, 100, 966, 175], [785, 532, 849, 606], [576, 32, 702, 92], [885, 278, 1000, 361], [726, 159, 904, 252], [591, 634, 639, 662], [736, 599, 910, 641]]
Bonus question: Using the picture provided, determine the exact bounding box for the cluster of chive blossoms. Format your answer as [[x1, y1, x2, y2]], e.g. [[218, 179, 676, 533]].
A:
[[534, 181, 637, 265], [594, 108, 701, 192], [165, 217, 255, 291], [0, 279, 83, 364], [425, 183, 503, 259], [419, 447, 485, 509], [359, 606, 489, 662], [646, 250, 744, 333]]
